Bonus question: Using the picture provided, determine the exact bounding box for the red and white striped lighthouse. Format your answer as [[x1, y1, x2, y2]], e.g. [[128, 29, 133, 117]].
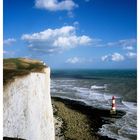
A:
[[110, 96, 116, 114]]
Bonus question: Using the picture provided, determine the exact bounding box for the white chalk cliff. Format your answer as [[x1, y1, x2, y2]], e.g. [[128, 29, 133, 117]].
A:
[[3, 67, 55, 140]]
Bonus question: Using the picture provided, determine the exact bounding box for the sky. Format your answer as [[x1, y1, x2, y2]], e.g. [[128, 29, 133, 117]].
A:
[[3, 0, 137, 69]]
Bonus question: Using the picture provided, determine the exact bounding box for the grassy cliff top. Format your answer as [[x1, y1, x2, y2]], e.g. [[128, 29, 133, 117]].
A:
[[3, 58, 47, 85]]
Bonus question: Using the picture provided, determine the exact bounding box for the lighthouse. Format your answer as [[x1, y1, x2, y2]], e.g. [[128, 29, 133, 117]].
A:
[[110, 96, 116, 114]]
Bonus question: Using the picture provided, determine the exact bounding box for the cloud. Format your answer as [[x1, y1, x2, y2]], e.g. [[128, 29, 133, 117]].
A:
[[66, 57, 93, 64], [106, 38, 136, 50], [73, 21, 79, 27], [21, 26, 92, 53], [3, 50, 15, 57], [126, 52, 137, 58], [73, 21, 79, 26], [35, 0, 78, 11], [101, 53, 125, 62], [66, 57, 81, 64], [95, 38, 136, 49], [101, 55, 109, 61], [111, 53, 125, 61], [123, 46, 134, 50], [3, 38, 16, 46]]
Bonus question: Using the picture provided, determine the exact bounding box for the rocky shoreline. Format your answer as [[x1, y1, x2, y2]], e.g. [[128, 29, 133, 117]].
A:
[[52, 97, 125, 140], [53, 103, 65, 140]]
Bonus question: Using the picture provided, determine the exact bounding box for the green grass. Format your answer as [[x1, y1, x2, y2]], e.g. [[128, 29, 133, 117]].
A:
[[3, 58, 46, 85]]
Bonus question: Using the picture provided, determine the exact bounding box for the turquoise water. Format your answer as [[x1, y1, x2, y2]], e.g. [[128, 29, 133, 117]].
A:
[[51, 69, 137, 140]]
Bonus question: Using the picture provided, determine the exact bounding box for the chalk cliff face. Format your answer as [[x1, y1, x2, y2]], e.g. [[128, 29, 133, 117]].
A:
[[3, 67, 55, 140]]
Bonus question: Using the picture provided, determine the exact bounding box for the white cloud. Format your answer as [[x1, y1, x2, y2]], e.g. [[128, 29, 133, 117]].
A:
[[35, 0, 78, 11], [73, 21, 79, 26], [101, 55, 109, 61], [126, 52, 137, 58], [101, 53, 125, 62], [3, 50, 15, 57], [81, 38, 136, 49], [21, 26, 92, 53], [106, 38, 136, 50], [123, 46, 134, 50], [66, 57, 81, 64], [66, 57, 93, 64], [111, 53, 124, 62], [3, 38, 16, 46]]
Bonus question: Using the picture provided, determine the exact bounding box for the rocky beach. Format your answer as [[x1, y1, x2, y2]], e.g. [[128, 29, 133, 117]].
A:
[[52, 97, 126, 140]]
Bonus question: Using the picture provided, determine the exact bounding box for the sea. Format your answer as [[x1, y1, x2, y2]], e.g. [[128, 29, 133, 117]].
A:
[[51, 69, 137, 140]]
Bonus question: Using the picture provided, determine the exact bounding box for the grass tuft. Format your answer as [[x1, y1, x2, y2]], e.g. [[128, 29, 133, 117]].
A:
[[3, 58, 46, 85]]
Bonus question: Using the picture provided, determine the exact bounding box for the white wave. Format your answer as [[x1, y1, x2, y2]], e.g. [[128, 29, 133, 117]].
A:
[[99, 101, 137, 140], [91, 84, 107, 90], [122, 101, 137, 111], [73, 87, 90, 93]]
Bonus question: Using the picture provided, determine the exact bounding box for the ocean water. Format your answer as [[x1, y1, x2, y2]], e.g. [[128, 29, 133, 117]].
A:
[[51, 69, 137, 140]]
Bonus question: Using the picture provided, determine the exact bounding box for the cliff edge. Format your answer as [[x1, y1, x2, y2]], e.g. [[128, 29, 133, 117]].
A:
[[3, 58, 55, 140]]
